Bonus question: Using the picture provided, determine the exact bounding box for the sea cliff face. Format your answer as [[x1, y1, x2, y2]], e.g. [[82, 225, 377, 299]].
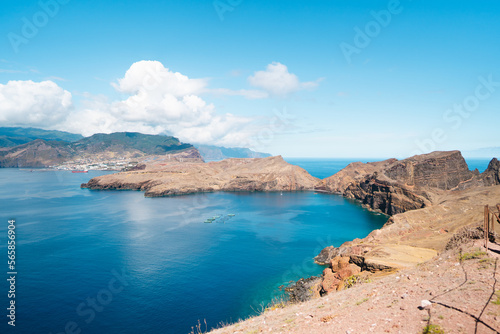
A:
[[315, 151, 499, 215], [82, 156, 320, 197]]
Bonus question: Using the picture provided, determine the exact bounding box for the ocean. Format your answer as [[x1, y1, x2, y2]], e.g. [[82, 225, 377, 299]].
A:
[[0, 158, 491, 333]]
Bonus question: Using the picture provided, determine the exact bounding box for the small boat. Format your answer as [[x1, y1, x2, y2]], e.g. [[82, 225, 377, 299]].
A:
[[228, 214, 235, 217], [72, 170, 88, 173]]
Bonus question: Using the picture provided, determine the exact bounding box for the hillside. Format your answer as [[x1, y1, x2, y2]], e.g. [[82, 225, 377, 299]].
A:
[[0, 139, 75, 168], [0, 131, 198, 168], [0, 127, 83, 147], [71, 132, 194, 156], [195, 144, 271, 160]]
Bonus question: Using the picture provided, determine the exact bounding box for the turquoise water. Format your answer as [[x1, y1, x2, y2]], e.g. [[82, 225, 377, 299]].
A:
[[466, 158, 492, 173], [0, 157, 490, 333], [284, 158, 383, 179]]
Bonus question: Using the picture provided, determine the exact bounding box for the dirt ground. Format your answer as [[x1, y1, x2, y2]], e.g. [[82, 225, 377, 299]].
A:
[[209, 240, 500, 334]]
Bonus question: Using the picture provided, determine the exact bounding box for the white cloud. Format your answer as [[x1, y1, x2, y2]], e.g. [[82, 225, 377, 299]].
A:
[[112, 60, 207, 97], [248, 62, 319, 96], [0, 80, 72, 127], [60, 61, 253, 146], [209, 88, 269, 99], [1, 61, 318, 147]]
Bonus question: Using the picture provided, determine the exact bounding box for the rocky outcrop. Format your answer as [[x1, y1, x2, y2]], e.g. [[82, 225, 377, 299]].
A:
[[320, 256, 362, 294], [481, 158, 500, 186], [343, 175, 428, 215], [285, 276, 322, 303], [82, 156, 320, 197], [315, 151, 496, 215], [383, 151, 475, 190]]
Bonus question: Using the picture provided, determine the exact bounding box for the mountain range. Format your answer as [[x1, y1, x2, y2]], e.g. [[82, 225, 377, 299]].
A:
[[0, 127, 271, 167], [195, 145, 271, 160]]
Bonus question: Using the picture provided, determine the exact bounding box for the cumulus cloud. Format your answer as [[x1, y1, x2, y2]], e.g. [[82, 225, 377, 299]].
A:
[[60, 61, 253, 146], [0, 80, 72, 127], [248, 62, 320, 96], [112, 60, 207, 97], [0, 61, 319, 147]]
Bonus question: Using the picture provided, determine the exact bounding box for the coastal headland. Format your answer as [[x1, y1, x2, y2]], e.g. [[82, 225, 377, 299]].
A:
[[81, 155, 320, 197]]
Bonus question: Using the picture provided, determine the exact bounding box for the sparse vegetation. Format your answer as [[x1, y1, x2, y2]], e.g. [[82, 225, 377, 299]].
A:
[[356, 298, 369, 305], [344, 274, 372, 289], [263, 296, 289, 313], [458, 249, 487, 261], [492, 291, 500, 305], [422, 324, 444, 334], [189, 319, 208, 334]]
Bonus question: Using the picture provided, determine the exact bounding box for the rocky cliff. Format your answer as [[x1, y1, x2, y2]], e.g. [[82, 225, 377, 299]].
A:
[[315, 151, 498, 215], [82, 156, 320, 197]]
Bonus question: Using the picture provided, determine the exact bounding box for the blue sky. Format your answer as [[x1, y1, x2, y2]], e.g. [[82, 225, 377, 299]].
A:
[[0, 0, 499, 158]]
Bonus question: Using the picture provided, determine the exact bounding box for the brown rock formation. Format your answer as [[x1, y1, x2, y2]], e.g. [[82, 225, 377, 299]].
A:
[[481, 158, 500, 186], [318, 256, 362, 295], [316, 151, 498, 215], [82, 156, 320, 197]]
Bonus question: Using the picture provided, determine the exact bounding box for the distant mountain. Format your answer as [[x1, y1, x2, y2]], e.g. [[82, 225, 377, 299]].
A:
[[195, 145, 271, 161], [0, 131, 198, 168], [462, 147, 500, 159], [72, 132, 194, 156], [0, 127, 83, 147]]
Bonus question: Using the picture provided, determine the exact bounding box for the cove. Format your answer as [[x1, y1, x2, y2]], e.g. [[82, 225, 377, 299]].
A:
[[0, 168, 387, 334]]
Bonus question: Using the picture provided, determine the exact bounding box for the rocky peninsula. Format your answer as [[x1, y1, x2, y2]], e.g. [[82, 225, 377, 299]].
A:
[[81, 155, 320, 197]]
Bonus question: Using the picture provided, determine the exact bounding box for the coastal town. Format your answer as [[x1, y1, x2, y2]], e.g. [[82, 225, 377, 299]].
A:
[[50, 157, 139, 172]]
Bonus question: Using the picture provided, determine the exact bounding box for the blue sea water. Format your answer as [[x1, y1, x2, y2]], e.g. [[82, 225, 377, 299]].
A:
[[284, 158, 382, 179], [0, 158, 491, 333], [466, 158, 492, 173]]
